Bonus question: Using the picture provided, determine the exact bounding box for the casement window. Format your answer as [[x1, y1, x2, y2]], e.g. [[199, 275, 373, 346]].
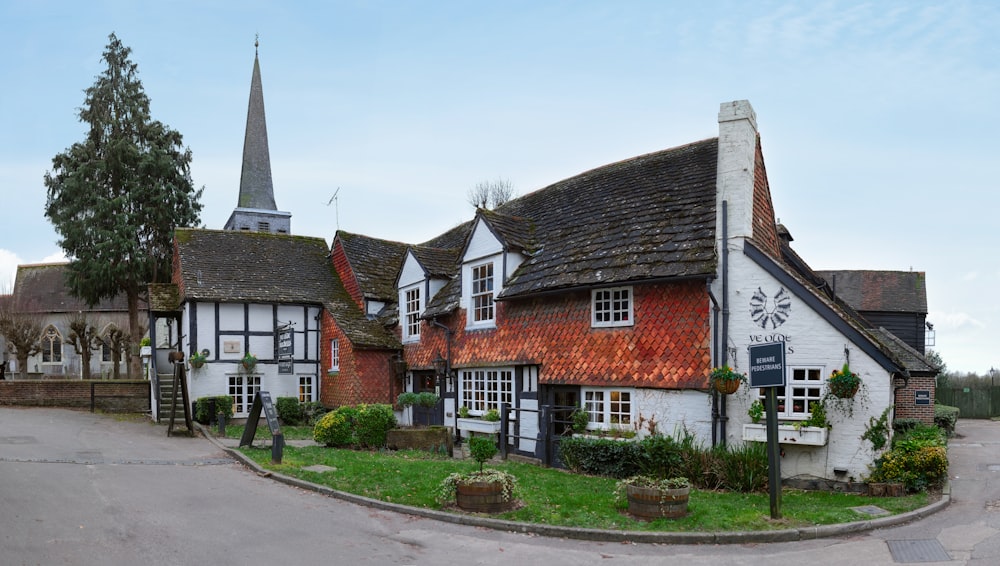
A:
[[471, 262, 495, 324], [101, 340, 112, 362], [41, 326, 62, 363], [403, 287, 421, 340], [460, 368, 513, 414], [583, 388, 633, 429], [329, 339, 340, 372], [758, 367, 823, 420], [299, 376, 314, 403], [592, 286, 633, 328], [229, 375, 260, 415]]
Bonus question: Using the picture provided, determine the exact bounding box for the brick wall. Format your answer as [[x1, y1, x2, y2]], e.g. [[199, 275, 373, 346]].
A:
[[893, 375, 936, 424], [318, 310, 397, 407], [0, 380, 150, 412]]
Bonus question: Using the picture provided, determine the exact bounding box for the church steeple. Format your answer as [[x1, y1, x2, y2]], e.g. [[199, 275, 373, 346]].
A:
[[224, 36, 291, 234]]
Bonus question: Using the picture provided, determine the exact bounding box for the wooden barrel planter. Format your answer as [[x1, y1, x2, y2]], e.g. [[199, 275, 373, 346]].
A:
[[626, 484, 689, 519], [456, 480, 514, 513]]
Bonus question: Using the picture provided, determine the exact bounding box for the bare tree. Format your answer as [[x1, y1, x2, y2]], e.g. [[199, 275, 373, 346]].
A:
[[0, 294, 43, 379], [66, 313, 100, 380], [467, 177, 515, 210], [93, 317, 141, 379]]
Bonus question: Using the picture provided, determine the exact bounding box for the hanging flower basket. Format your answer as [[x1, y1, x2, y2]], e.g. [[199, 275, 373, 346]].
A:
[[709, 365, 746, 395], [241, 352, 257, 372], [828, 364, 861, 399]]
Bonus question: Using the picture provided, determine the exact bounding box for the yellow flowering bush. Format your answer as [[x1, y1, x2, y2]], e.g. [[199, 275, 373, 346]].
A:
[[868, 445, 947, 492]]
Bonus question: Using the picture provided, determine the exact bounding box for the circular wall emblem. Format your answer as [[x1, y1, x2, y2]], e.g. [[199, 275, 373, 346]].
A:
[[750, 287, 791, 330]]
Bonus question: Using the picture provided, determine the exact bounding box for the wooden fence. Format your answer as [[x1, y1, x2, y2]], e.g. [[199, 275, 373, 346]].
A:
[[935, 386, 1000, 419]]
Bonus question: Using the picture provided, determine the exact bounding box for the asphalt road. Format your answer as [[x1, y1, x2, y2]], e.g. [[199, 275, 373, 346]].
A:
[[1, 407, 998, 565]]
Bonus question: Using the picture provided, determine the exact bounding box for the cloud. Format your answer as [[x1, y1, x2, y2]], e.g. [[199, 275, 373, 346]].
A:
[[0, 249, 22, 291], [931, 310, 986, 330], [963, 271, 979, 281]]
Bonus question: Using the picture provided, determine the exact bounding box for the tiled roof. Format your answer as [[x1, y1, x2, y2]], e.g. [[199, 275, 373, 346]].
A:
[[175, 229, 332, 303], [422, 276, 461, 320], [147, 283, 181, 313], [12, 263, 128, 313], [479, 209, 536, 253], [337, 232, 409, 302], [410, 246, 460, 279], [175, 228, 398, 349], [873, 328, 939, 376], [815, 270, 927, 314], [497, 139, 719, 298]]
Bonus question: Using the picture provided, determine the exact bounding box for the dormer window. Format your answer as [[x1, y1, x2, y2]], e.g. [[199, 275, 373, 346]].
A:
[[592, 286, 633, 328], [403, 286, 421, 341], [471, 262, 495, 324]]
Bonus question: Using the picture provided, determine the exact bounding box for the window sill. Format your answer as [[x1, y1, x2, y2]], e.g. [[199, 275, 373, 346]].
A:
[[742, 423, 828, 446]]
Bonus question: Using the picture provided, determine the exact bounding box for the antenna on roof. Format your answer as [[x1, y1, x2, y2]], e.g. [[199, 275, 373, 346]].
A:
[[325, 187, 341, 231]]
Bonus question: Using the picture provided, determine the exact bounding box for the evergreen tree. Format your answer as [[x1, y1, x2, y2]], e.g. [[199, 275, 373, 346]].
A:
[[44, 33, 202, 378]]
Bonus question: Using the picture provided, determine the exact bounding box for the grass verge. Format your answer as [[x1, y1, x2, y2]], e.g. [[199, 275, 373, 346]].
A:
[[237, 443, 932, 532]]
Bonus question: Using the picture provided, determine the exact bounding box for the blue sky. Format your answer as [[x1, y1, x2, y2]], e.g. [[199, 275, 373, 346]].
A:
[[1, 1, 997, 373]]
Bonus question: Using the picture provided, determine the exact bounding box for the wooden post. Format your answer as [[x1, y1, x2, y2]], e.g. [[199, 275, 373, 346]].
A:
[[765, 387, 782, 519]]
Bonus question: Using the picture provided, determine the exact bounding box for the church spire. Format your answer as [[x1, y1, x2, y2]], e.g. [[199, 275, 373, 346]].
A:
[[225, 37, 291, 234]]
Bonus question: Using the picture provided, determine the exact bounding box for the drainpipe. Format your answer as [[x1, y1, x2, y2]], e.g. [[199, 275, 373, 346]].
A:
[[707, 283, 721, 446], [718, 200, 731, 447], [430, 318, 457, 444]]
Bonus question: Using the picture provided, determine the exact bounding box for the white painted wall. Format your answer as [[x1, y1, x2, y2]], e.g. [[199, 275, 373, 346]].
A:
[[714, 247, 892, 481]]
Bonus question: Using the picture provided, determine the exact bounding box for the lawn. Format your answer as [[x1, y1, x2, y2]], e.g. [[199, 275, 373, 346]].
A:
[[234, 430, 932, 533]]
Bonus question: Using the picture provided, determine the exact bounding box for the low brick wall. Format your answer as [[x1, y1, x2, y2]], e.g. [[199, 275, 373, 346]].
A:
[[0, 380, 150, 412]]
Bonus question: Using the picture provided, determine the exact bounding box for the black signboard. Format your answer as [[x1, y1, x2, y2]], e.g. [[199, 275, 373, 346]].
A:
[[915, 390, 931, 406], [238, 391, 284, 463], [749, 342, 786, 388], [277, 324, 293, 375]]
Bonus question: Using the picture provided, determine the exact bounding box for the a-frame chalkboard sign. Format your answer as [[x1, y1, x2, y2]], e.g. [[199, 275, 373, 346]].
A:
[[239, 391, 284, 464]]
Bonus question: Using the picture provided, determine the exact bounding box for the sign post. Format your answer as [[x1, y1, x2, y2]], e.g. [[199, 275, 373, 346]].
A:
[[749, 342, 786, 519]]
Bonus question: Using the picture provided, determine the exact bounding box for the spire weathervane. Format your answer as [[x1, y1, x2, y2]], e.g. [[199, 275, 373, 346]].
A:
[[255, 33, 259, 53]]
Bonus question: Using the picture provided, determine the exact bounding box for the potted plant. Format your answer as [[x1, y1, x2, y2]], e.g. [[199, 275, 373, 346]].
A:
[[747, 399, 764, 424], [436, 436, 518, 513], [828, 363, 861, 399], [709, 365, 746, 395], [241, 351, 257, 372], [457, 407, 503, 435], [190, 350, 208, 369]]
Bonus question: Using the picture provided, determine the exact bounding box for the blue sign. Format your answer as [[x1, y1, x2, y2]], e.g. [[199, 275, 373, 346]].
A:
[[749, 342, 786, 388]]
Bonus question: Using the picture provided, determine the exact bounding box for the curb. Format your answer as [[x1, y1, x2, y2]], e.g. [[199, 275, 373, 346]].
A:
[[200, 427, 950, 545]]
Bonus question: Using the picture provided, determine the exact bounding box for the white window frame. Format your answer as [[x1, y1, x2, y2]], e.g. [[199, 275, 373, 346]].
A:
[[229, 374, 261, 416], [591, 286, 634, 328], [757, 367, 824, 420], [582, 388, 634, 430], [470, 262, 495, 326], [299, 376, 314, 403], [329, 339, 340, 372], [402, 285, 421, 341], [459, 368, 513, 415]]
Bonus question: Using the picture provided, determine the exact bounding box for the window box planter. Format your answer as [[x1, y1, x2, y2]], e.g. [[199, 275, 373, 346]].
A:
[[742, 423, 828, 446], [457, 417, 501, 435]]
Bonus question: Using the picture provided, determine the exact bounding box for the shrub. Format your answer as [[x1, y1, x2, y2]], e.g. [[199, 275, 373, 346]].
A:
[[194, 396, 234, 424], [868, 445, 948, 492], [353, 403, 396, 449], [313, 406, 358, 447], [711, 442, 768, 492], [275, 397, 304, 426], [934, 404, 960, 437], [468, 436, 498, 472], [558, 436, 643, 478], [892, 418, 923, 435], [415, 392, 440, 408], [482, 408, 501, 422], [397, 392, 420, 407], [638, 434, 681, 479], [301, 402, 328, 425]]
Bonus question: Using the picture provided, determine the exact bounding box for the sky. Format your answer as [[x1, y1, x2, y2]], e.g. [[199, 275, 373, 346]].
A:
[[1, 1, 997, 374]]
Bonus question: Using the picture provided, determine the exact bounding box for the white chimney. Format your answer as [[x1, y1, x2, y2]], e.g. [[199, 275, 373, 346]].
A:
[[716, 100, 758, 241]]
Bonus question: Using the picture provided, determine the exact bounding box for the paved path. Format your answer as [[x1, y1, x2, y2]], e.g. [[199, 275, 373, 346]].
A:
[[1, 407, 998, 565]]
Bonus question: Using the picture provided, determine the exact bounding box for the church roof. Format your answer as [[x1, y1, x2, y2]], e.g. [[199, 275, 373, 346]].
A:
[[237, 46, 276, 211]]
